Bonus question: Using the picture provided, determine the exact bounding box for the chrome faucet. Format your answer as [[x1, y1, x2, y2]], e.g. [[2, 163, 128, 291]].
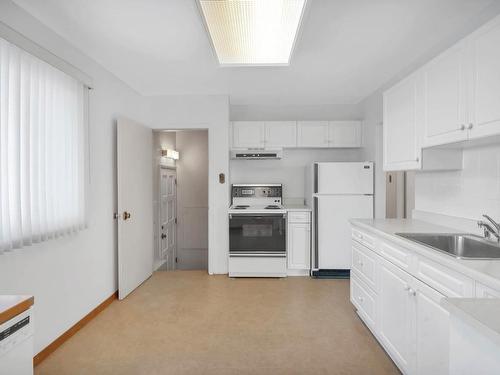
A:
[[478, 215, 500, 243]]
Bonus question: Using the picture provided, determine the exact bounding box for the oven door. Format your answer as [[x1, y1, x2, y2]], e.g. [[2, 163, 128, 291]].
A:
[[229, 213, 286, 256]]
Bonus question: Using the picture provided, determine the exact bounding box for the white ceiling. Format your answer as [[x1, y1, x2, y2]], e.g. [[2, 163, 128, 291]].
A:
[[12, 0, 500, 106]]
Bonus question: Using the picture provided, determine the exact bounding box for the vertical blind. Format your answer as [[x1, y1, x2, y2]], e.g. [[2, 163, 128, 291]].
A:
[[0, 37, 88, 253]]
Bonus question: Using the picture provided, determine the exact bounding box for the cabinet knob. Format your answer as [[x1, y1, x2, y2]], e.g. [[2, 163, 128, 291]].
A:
[[468, 123, 474, 130], [358, 296, 364, 303], [415, 157, 420, 162], [460, 124, 466, 131], [358, 260, 364, 267]]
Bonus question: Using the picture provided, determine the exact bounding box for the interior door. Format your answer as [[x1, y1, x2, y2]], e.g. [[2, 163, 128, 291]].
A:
[[160, 168, 177, 270], [117, 118, 153, 300]]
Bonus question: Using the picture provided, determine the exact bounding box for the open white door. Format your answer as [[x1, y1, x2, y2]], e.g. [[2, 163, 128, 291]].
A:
[[117, 118, 153, 299]]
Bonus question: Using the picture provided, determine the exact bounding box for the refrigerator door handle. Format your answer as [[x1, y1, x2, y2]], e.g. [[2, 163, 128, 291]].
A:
[[313, 163, 318, 194]]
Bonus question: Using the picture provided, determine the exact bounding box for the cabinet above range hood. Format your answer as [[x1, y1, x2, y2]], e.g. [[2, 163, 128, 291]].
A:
[[230, 149, 283, 160]]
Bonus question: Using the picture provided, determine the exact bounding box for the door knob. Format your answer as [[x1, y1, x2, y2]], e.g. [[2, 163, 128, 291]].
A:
[[161, 233, 167, 239], [123, 211, 131, 220]]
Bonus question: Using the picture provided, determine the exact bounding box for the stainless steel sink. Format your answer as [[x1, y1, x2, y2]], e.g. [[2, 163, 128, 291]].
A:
[[395, 233, 500, 259]]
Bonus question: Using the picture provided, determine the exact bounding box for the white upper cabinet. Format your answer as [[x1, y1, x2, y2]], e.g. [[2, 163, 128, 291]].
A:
[[297, 121, 329, 147], [422, 43, 469, 147], [232, 121, 265, 148], [383, 14, 500, 170], [469, 17, 500, 139], [329, 121, 362, 148], [383, 72, 422, 171], [265, 121, 297, 148]]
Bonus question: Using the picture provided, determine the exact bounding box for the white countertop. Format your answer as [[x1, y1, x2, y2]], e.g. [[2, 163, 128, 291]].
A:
[[350, 218, 500, 291], [442, 298, 500, 345], [283, 204, 311, 211]]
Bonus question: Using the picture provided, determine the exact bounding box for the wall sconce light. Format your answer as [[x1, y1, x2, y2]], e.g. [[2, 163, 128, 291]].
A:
[[161, 149, 179, 160]]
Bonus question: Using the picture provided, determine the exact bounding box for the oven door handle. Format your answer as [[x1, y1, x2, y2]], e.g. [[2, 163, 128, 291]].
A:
[[230, 252, 286, 258], [229, 214, 286, 219]]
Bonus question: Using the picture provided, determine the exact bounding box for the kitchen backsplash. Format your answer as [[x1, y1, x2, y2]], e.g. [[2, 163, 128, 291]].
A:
[[415, 143, 500, 221]]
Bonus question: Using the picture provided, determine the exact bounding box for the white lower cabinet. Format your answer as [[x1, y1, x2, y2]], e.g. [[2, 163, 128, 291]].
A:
[[351, 228, 455, 375], [414, 278, 449, 375], [378, 258, 416, 374], [287, 211, 311, 275]]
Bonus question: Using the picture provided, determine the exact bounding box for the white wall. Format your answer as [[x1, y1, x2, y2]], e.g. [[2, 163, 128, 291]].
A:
[[360, 91, 386, 219], [230, 149, 363, 201], [231, 104, 362, 121], [0, 1, 149, 355], [145, 95, 230, 275], [415, 144, 500, 220], [176, 131, 209, 269]]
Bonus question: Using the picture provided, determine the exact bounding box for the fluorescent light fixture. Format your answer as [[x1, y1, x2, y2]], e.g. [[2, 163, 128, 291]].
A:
[[197, 0, 307, 66], [161, 149, 179, 160]]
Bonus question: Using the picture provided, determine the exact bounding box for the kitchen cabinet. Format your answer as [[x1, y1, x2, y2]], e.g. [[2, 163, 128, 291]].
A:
[[422, 43, 469, 147], [328, 121, 362, 147], [383, 14, 500, 169], [383, 72, 422, 171], [414, 278, 449, 375], [297, 121, 329, 147], [469, 17, 500, 140], [232, 121, 265, 148], [378, 257, 415, 374], [265, 121, 297, 148], [287, 211, 311, 276]]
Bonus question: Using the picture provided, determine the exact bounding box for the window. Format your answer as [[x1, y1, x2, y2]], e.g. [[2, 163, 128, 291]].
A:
[[0, 37, 88, 253]]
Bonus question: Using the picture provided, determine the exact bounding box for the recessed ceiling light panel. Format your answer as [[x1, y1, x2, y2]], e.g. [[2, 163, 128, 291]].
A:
[[197, 0, 307, 66]]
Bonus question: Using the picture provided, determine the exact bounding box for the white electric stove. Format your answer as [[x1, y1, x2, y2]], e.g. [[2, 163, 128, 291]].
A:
[[228, 184, 287, 277]]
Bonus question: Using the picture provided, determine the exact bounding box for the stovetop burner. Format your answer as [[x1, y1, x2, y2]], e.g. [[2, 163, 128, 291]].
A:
[[233, 205, 250, 210], [265, 205, 281, 209]]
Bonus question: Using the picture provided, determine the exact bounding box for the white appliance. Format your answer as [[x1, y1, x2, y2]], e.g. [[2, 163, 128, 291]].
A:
[[230, 149, 283, 160], [0, 307, 34, 375], [306, 162, 374, 277], [228, 184, 287, 277]]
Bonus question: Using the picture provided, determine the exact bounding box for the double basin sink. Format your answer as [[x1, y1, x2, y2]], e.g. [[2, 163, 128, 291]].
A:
[[396, 233, 500, 260]]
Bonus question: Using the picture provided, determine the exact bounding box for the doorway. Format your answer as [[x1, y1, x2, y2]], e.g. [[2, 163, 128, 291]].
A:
[[153, 129, 209, 271], [385, 171, 415, 219]]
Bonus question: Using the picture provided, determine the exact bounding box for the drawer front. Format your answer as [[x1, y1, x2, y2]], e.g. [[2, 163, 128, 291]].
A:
[[416, 257, 474, 297], [288, 211, 311, 223], [351, 272, 377, 329], [475, 282, 500, 298], [379, 241, 412, 272], [352, 243, 378, 292], [352, 228, 375, 250]]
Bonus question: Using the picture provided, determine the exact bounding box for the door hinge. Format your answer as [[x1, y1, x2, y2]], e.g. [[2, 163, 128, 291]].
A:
[[175, 218, 178, 224], [174, 179, 177, 185], [175, 257, 178, 263]]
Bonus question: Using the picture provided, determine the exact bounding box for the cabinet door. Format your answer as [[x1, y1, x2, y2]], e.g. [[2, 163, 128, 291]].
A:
[[297, 121, 329, 148], [265, 121, 297, 148], [422, 43, 469, 147], [383, 73, 422, 171], [287, 223, 310, 270], [378, 258, 416, 374], [232, 121, 264, 148], [328, 121, 362, 147], [414, 279, 449, 375], [469, 18, 500, 139]]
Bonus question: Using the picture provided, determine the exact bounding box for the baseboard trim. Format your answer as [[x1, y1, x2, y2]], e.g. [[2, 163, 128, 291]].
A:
[[33, 291, 118, 366]]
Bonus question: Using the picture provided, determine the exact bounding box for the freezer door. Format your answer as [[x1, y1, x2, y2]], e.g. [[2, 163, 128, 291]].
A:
[[317, 195, 373, 270], [316, 162, 373, 194]]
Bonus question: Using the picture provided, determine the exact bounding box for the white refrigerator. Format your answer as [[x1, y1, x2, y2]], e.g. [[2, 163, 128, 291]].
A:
[[306, 162, 374, 277]]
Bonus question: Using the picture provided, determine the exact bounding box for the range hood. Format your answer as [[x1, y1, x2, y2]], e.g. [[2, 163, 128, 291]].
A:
[[230, 149, 283, 160]]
